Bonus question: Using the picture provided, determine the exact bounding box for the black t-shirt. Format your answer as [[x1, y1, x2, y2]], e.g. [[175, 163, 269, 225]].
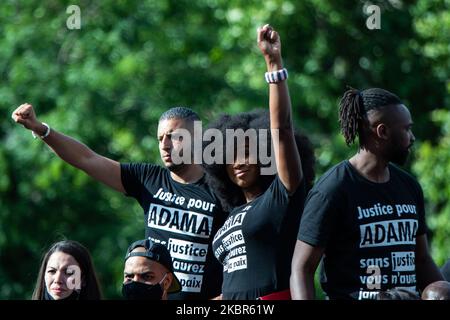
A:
[[121, 163, 226, 300], [298, 160, 427, 300], [212, 176, 306, 300]]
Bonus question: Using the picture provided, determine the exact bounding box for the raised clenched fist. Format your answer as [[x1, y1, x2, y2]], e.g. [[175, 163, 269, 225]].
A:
[[11, 103, 40, 131], [257, 24, 282, 62]]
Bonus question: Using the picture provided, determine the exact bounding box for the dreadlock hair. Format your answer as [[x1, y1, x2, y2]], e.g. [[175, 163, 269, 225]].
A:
[[203, 109, 315, 212], [159, 106, 200, 123], [338, 87, 402, 146]]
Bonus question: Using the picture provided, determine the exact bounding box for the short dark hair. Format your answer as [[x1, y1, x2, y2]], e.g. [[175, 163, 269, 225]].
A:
[[32, 240, 102, 300], [422, 281, 450, 300], [203, 109, 315, 212], [159, 107, 200, 123], [338, 87, 402, 146]]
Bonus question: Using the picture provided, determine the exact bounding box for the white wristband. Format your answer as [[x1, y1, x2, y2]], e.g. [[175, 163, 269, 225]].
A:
[[264, 68, 288, 84], [32, 122, 51, 139]]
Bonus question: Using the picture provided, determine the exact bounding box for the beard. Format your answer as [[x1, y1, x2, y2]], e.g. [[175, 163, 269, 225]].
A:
[[388, 144, 411, 166], [386, 132, 413, 166], [166, 163, 185, 172], [162, 148, 186, 172], [390, 150, 409, 166]]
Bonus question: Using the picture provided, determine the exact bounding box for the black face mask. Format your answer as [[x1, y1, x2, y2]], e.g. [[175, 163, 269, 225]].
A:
[[122, 281, 164, 300]]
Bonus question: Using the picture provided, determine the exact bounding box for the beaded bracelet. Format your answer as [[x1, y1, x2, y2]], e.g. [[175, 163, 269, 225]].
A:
[[264, 68, 288, 83], [32, 122, 51, 139]]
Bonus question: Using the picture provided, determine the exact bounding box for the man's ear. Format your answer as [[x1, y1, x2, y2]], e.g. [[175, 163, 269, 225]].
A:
[[162, 273, 173, 292], [375, 123, 389, 140]]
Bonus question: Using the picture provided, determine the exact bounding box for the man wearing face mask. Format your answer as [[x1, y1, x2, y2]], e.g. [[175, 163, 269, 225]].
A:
[[122, 239, 181, 300]]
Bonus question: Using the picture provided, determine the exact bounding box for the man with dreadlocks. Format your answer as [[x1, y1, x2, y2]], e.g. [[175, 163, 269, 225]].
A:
[[290, 87, 444, 300]]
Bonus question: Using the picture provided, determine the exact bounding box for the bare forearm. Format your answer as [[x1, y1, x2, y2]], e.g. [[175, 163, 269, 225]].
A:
[[34, 122, 97, 170], [415, 234, 445, 291], [290, 270, 316, 300], [291, 241, 324, 300], [416, 256, 444, 291], [266, 58, 301, 189], [266, 58, 292, 130]]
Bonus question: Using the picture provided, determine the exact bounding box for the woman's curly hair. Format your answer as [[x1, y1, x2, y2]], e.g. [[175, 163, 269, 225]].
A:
[[203, 109, 315, 212]]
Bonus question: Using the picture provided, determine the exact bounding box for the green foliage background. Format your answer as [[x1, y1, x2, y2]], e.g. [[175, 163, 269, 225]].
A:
[[0, 0, 448, 299]]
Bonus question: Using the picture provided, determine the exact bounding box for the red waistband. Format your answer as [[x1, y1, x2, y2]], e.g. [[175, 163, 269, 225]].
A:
[[258, 289, 291, 300]]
